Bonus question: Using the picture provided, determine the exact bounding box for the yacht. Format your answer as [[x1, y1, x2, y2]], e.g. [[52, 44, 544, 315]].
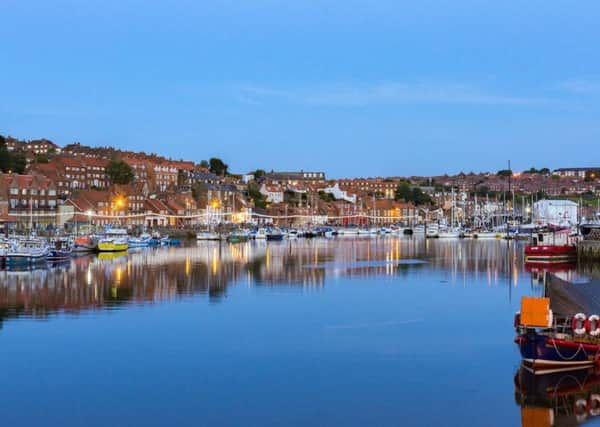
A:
[[196, 231, 221, 241], [5, 238, 50, 265]]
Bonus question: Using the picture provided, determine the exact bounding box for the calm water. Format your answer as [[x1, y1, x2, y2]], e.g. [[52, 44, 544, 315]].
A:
[[0, 237, 595, 426]]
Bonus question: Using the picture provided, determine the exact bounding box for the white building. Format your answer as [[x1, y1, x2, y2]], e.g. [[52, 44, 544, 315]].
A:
[[323, 183, 356, 203], [259, 183, 284, 203], [533, 199, 578, 226]]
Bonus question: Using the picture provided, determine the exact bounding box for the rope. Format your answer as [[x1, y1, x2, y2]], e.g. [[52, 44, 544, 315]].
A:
[[551, 338, 586, 361]]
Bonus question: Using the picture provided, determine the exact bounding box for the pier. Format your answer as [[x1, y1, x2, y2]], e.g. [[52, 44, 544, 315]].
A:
[[578, 240, 600, 260]]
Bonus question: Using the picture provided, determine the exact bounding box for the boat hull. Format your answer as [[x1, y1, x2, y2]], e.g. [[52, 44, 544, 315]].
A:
[[524, 244, 577, 262], [515, 332, 600, 373], [97, 242, 129, 252]]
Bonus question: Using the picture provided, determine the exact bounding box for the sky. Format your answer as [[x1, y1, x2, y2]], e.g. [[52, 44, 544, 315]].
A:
[[1, 0, 600, 178]]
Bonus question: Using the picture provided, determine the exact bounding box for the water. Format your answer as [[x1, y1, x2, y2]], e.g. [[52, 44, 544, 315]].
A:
[[0, 238, 590, 426]]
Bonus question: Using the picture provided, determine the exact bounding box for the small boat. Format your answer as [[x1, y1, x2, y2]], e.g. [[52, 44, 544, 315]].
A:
[[5, 238, 49, 265], [287, 229, 300, 239], [196, 231, 221, 241], [227, 230, 250, 243], [47, 238, 73, 261], [97, 238, 129, 252], [266, 228, 284, 241], [336, 227, 360, 236], [524, 229, 577, 262], [425, 224, 439, 238], [473, 230, 499, 239], [129, 233, 152, 248], [254, 228, 267, 240], [438, 228, 461, 239]]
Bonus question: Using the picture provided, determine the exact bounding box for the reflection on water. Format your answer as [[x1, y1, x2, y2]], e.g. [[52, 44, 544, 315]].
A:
[[515, 365, 600, 427], [0, 238, 535, 323], [3, 237, 598, 427]]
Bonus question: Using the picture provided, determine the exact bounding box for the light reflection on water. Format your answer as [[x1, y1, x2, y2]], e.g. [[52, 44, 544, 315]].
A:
[[0, 237, 596, 427]]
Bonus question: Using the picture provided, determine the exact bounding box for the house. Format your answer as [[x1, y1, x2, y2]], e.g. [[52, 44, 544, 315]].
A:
[[263, 171, 326, 186], [323, 183, 356, 203], [259, 183, 284, 203]]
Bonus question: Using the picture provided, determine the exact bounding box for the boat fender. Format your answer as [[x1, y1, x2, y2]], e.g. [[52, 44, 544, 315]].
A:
[[589, 315, 600, 337], [573, 313, 587, 336], [590, 394, 600, 416], [514, 312, 520, 328], [574, 398, 588, 422]]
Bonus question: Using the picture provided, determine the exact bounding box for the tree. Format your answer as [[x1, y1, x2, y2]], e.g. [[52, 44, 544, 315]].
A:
[[0, 136, 11, 172], [394, 182, 412, 201], [36, 153, 49, 163], [252, 169, 266, 179], [497, 169, 512, 177], [247, 182, 267, 209], [209, 158, 228, 176], [106, 160, 135, 185], [411, 187, 432, 205], [199, 160, 209, 169], [12, 154, 26, 174]]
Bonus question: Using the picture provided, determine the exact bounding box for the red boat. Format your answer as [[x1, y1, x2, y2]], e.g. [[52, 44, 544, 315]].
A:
[[525, 229, 577, 262]]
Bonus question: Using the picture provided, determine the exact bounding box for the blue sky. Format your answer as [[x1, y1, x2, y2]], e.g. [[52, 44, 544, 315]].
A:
[[2, 0, 600, 178]]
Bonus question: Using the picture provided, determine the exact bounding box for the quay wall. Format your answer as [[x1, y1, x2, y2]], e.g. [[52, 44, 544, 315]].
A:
[[578, 240, 600, 260]]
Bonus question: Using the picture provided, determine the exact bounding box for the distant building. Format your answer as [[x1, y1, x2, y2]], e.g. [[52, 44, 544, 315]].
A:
[[263, 171, 326, 186], [259, 184, 285, 203], [554, 167, 600, 179], [533, 199, 578, 226]]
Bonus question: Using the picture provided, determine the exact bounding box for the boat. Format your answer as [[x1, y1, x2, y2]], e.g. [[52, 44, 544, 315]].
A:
[[438, 228, 461, 239], [227, 230, 250, 243], [266, 228, 284, 241], [97, 238, 129, 252], [524, 229, 577, 262], [47, 238, 73, 261], [425, 224, 439, 238], [287, 229, 300, 239], [473, 230, 499, 239], [129, 233, 152, 247], [337, 227, 360, 236], [5, 238, 49, 265], [0, 238, 12, 266], [514, 274, 600, 373], [73, 235, 98, 252], [196, 231, 221, 241], [254, 228, 267, 240]]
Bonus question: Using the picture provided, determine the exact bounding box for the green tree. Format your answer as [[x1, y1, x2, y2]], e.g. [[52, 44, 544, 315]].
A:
[[497, 169, 513, 177], [209, 158, 228, 176], [36, 153, 49, 163], [12, 154, 26, 174], [252, 169, 266, 179], [247, 182, 267, 209], [199, 160, 209, 169], [106, 160, 135, 185], [411, 187, 432, 205], [0, 136, 12, 172], [394, 182, 412, 201]]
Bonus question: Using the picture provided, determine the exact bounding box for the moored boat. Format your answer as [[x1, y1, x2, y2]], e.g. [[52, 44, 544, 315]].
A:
[[73, 235, 98, 252], [524, 229, 577, 262], [97, 238, 129, 252], [129, 233, 152, 248], [515, 274, 600, 374], [47, 238, 73, 261], [5, 238, 49, 265], [196, 231, 221, 241], [266, 228, 284, 241]]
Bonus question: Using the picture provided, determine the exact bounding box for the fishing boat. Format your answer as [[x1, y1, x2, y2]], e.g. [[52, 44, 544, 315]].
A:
[[129, 233, 152, 248], [524, 228, 577, 262], [47, 238, 73, 261], [5, 238, 49, 265], [73, 235, 98, 252], [438, 228, 461, 239], [337, 227, 360, 236], [514, 274, 600, 374], [196, 231, 221, 241]]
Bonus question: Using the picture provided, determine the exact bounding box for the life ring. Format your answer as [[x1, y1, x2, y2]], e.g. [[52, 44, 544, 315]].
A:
[[589, 394, 600, 416], [573, 313, 587, 336], [574, 398, 588, 422], [589, 315, 600, 337]]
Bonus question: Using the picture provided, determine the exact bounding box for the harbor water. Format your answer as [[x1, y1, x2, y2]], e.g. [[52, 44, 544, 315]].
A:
[[0, 237, 584, 426]]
